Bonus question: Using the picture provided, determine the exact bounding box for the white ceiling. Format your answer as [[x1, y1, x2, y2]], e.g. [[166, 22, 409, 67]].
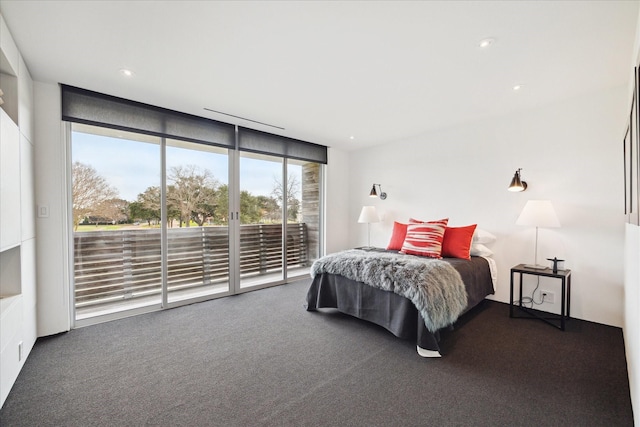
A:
[[1, 1, 638, 150]]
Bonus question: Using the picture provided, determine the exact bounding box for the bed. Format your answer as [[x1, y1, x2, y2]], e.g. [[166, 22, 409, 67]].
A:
[[305, 249, 496, 357]]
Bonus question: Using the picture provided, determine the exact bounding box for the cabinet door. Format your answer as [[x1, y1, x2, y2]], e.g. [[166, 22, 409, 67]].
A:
[[1, 108, 21, 251], [20, 133, 34, 241]]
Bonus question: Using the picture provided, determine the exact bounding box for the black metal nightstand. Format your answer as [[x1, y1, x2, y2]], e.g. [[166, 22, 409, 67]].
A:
[[510, 264, 572, 331]]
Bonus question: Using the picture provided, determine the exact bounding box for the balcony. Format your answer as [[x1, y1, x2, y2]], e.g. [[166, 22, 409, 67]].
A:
[[74, 223, 309, 319]]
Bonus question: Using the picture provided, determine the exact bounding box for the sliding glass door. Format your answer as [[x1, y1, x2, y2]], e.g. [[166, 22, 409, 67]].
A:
[[66, 86, 325, 325], [71, 123, 324, 324], [165, 139, 230, 303], [71, 125, 233, 321], [237, 154, 322, 289], [238, 152, 285, 289], [72, 124, 163, 320]]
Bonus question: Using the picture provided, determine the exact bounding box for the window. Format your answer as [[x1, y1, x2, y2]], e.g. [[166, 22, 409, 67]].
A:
[[64, 86, 325, 323]]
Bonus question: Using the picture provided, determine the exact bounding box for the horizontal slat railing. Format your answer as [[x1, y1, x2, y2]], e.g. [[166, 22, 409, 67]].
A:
[[74, 223, 308, 309]]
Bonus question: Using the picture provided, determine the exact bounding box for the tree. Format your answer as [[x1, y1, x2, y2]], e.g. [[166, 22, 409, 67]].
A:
[[240, 191, 262, 224], [188, 185, 218, 226], [130, 186, 161, 225], [71, 161, 118, 230], [288, 197, 301, 222], [167, 165, 219, 227], [128, 201, 147, 224], [216, 187, 278, 225], [271, 173, 301, 222], [256, 195, 280, 223], [214, 184, 229, 225], [94, 198, 129, 225]]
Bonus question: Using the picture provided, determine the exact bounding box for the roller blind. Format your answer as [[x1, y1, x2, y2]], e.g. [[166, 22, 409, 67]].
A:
[[238, 127, 327, 164], [61, 85, 235, 149], [61, 84, 328, 163]]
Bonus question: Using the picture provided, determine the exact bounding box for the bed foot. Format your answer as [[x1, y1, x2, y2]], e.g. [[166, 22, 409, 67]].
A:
[[416, 346, 441, 358]]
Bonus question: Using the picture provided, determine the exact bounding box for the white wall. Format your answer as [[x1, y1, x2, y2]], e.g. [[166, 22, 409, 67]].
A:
[[34, 82, 71, 336], [347, 85, 628, 327], [623, 5, 640, 425], [324, 147, 351, 254]]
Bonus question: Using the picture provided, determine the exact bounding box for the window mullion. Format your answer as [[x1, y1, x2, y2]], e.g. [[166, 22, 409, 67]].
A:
[[160, 137, 168, 308]]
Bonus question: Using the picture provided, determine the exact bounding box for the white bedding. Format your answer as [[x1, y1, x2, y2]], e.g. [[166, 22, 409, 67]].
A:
[[482, 256, 498, 291]]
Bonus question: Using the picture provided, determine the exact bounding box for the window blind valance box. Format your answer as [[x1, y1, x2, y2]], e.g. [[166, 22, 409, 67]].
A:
[[61, 84, 235, 149], [60, 84, 327, 164], [61, 85, 235, 148], [238, 127, 327, 164]]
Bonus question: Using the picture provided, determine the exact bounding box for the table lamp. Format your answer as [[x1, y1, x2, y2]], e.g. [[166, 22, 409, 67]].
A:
[[516, 200, 560, 269], [358, 206, 380, 248]]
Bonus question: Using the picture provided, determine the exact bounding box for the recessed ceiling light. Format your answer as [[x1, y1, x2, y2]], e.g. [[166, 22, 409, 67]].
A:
[[513, 84, 523, 91], [119, 68, 134, 77], [349, 136, 355, 140], [479, 38, 495, 48]]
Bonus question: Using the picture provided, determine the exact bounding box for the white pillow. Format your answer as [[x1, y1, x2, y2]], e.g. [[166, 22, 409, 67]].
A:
[[473, 229, 497, 245], [470, 243, 494, 257]]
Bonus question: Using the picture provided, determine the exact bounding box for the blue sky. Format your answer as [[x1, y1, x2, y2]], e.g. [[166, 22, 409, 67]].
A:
[[71, 131, 293, 202]]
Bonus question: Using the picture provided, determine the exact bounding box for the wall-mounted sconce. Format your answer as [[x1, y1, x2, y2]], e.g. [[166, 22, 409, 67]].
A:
[[508, 169, 528, 192], [369, 183, 387, 200]]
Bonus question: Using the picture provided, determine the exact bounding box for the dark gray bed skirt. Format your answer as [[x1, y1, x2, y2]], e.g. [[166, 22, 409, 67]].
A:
[[304, 256, 495, 355], [305, 273, 443, 352]]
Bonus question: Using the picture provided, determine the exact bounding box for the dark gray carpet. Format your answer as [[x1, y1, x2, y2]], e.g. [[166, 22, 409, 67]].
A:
[[0, 278, 633, 426]]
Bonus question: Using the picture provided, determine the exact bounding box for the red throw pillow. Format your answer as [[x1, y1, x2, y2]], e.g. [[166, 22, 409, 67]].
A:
[[400, 219, 449, 258], [441, 224, 477, 260], [386, 221, 408, 250]]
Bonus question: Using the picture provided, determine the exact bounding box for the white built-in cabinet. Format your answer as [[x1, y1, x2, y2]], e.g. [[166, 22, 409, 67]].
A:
[[0, 14, 36, 408]]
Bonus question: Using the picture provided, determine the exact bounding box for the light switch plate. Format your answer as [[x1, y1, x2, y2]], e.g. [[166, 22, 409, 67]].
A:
[[37, 204, 49, 218]]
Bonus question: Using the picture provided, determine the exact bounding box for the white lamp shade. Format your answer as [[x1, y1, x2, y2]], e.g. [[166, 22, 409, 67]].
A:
[[358, 206, 380, 223], [516, 200, 560, 228]]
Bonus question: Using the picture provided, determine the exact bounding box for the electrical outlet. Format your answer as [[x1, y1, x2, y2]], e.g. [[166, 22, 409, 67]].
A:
[[542, 291, 555, 304]]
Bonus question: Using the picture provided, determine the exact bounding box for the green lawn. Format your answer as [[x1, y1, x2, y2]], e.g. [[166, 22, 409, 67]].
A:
[[75, 224, 158, 232]]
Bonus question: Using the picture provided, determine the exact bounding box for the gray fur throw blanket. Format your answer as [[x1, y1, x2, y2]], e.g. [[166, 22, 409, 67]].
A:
[[311, 250, 468, 333]]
